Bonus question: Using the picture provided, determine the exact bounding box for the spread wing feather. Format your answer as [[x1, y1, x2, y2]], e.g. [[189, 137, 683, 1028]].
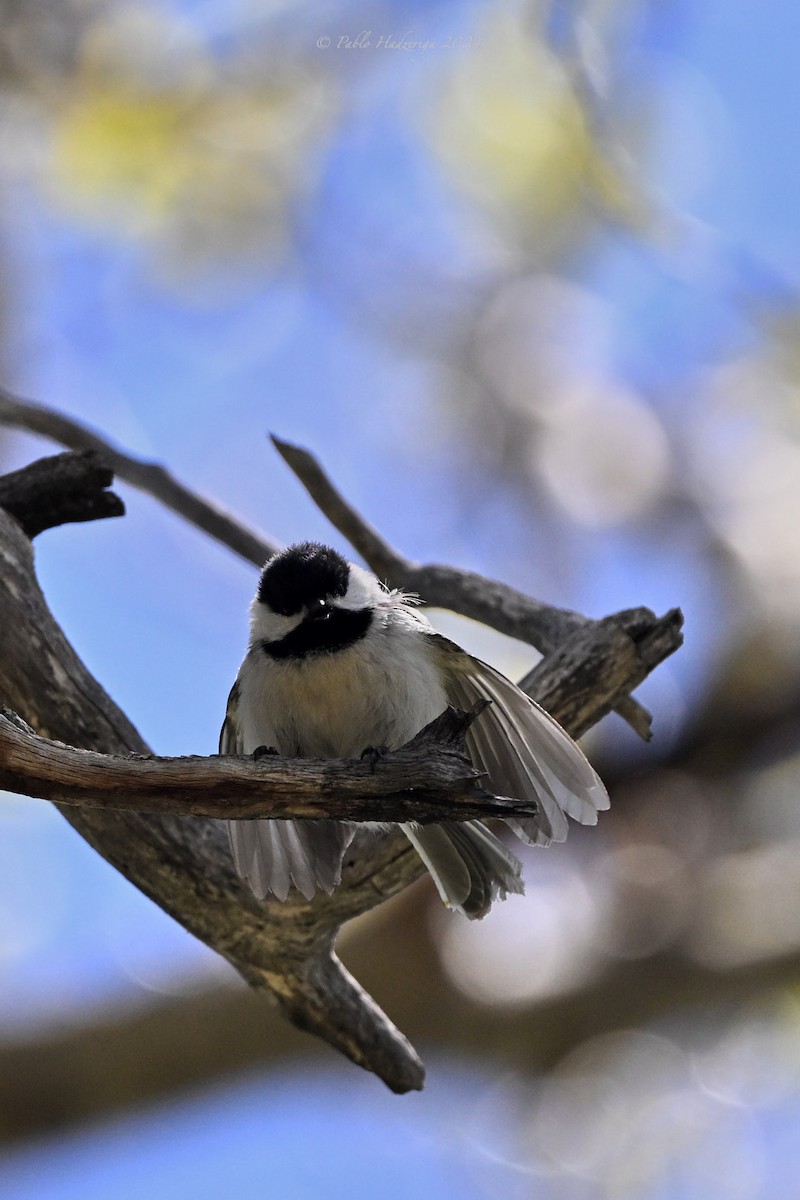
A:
[[429, 634, 609, 847]]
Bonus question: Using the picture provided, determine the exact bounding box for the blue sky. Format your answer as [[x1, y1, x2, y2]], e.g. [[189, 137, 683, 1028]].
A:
[[2, 0, 800, 1193]]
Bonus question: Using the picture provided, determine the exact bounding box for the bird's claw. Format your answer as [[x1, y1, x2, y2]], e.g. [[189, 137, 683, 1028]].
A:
[[360, 744, 389, 774], [253, 745, 279, 760]]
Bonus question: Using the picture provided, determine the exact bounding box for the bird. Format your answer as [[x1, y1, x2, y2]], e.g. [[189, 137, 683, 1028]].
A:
[[220, 541, 609, 919]]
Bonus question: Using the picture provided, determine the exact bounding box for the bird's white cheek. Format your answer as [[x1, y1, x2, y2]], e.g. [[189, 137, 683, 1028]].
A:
[[248, 599, 302, 644]]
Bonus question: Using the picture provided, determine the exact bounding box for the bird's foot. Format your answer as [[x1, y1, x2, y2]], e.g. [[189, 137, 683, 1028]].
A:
[[360, 744, 389, 774], [253, 745, 279, 760]]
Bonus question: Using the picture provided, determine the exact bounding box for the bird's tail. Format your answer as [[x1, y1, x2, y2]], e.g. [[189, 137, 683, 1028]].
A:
[[402, 820, 524, 920], [227, 818, 355, 902], [229, 816, 523, 918]]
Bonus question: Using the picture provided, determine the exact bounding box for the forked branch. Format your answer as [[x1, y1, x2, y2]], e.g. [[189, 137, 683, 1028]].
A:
[[0, 443, 683, 1093], [0, 703, 541, 825], [0, 389, 652, 736]]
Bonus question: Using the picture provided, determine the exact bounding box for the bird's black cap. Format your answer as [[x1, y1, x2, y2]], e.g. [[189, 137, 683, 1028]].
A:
[[257, 542, 349, 616]]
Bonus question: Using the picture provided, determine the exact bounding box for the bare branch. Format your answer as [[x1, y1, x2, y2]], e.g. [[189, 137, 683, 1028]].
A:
[[0, 386, 278, 565], [4, 925, 799, 1144], [271, 433, 657, 739], [523, 607, 685, 739], [270, 433, 409, 581], [0, 704, 540, 825], [0, 490, 428, 1094], [0, 450, 683, 1092], [270, 433, 583, 646], [0, 449, 124, 536], [0, 391, 658, 741]]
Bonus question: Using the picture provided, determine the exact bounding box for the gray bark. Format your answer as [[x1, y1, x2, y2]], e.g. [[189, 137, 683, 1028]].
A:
[[0, 451, 683, 1092]]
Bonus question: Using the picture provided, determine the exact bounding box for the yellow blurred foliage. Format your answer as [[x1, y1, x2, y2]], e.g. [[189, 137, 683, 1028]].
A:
[[53, 85, 197, 227], [429, 10, 647, 243], [45, 8, 334, 259]]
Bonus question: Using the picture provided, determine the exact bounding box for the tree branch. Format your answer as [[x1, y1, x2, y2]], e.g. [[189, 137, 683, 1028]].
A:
[[270, 433, 586, 647], [270, 434, 655, 740], [0, 449, 683, 1094], [4, 921, 798, 1145], [523, 606, 685, 739], [0, 386, 278, 564], [0, 389, 654, 739], [0, 489, 428, 1093], [0, 449, 124, 536], [0, 704, 540, 824]]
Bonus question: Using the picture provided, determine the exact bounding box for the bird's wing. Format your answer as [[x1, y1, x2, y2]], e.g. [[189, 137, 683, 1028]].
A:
[[429, 634, 609, 846], [219, 680, 243, 754]]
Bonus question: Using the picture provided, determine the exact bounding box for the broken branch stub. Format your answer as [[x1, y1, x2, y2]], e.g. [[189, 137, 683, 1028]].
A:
[[0, 449, 683, 1091]]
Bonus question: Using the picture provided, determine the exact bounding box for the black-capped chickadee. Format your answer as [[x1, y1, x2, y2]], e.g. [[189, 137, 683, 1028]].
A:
[[221, 542, 609, 919]]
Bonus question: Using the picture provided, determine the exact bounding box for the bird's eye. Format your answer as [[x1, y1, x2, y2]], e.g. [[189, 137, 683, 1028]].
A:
[[307, 598, 332, 621]]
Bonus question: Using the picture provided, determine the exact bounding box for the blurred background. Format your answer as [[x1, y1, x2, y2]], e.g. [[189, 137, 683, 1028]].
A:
[[1, 0, 800, 1196]]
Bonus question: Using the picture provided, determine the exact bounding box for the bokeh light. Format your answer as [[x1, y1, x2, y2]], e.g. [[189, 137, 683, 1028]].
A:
[[2, 0, 800, 1195]]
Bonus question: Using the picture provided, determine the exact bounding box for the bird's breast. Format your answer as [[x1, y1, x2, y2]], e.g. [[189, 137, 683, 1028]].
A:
[[237, 621, 448, 759]]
